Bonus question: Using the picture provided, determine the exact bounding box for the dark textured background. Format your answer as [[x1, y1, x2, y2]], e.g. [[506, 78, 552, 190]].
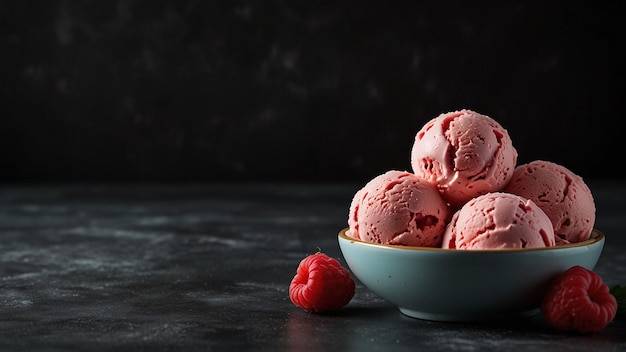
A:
[[1, 1, 623, 183]]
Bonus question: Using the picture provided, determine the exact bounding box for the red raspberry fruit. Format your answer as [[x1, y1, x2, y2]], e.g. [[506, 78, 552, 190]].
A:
[[541, 265, 617, 333], [289, 252, 355, 313]]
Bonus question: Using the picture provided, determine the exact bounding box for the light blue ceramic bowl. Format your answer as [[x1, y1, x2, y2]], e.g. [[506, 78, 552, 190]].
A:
[[338, 228, 605, 322]]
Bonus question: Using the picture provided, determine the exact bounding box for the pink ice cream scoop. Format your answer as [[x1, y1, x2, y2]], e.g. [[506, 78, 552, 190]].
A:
[[410, 109, 518, 209], [503, 160, 596, 245], [442, 192, 555, 250], [347, 170, 450, 247]]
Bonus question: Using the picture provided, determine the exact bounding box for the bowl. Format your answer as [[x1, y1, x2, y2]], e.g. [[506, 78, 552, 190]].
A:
[[337, 228, 605, 322]]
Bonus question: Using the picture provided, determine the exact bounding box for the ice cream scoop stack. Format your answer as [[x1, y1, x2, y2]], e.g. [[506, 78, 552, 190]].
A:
[[346, 108, 595, 249]]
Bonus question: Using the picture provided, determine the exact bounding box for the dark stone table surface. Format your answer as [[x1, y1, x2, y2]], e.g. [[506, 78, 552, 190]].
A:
[[0, 181, 624, 351]]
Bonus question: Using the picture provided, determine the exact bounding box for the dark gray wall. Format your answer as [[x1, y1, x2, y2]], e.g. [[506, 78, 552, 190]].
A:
[[1, 1, 623, 183]]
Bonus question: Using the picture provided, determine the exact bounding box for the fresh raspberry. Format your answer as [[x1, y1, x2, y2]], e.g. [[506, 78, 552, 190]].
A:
[[289, 252, 355, 313], [541, 265, 617, 333]]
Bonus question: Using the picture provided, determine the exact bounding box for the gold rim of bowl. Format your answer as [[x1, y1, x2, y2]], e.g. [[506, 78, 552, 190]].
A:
[[338, 227, 605, 253]]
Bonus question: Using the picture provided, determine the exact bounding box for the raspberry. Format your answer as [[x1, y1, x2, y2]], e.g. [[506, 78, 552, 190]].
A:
[[541, 265, 617, 333], [289, 252, 355, 313]]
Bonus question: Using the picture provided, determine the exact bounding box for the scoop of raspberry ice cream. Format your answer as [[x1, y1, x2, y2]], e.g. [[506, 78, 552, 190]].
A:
[[347, 170, 450, 247], [442, 192, 555, 250], [504, 160, 596, 245], [410, 109, 518, 209]]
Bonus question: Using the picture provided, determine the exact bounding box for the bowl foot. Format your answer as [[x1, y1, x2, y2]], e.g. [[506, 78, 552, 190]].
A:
[[398, 307, 540, 322]]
